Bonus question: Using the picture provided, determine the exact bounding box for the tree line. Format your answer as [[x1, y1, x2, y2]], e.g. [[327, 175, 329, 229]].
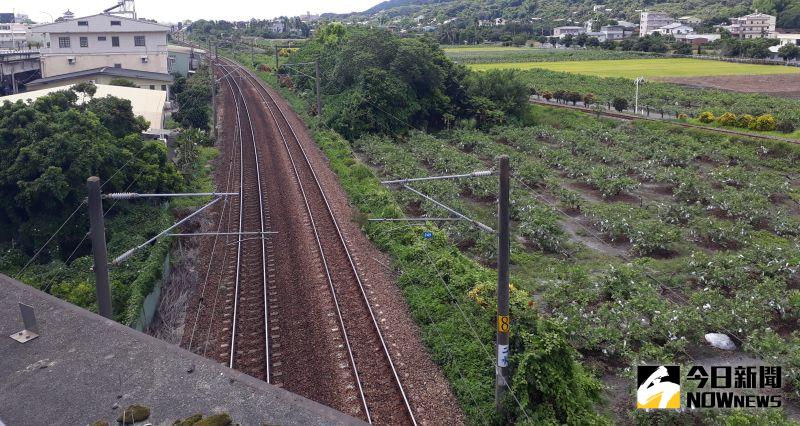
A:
[[286, 23, 532, 139]]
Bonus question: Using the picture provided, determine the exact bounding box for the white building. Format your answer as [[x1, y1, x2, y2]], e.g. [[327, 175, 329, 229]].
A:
[[600, 25, 636, 40], [269, 20, 285, 34], [640, 11, 674, 35], [31, 14, 170, 78], [776, 32, 800, 46], [0, 23, 29, 49], [656, 22, 694, 36], [553, 26, 586, 37], [725, 12, 776, 38], [679, 16, 702, 25]]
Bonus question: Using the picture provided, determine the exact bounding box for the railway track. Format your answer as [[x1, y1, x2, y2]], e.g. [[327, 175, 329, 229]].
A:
[[217, 58, 417, 425], [182, 62, 273, 384]]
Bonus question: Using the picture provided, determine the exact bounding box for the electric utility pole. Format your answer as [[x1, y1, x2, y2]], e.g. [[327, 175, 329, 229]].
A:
[[251, 41, 255, 66], [315, 61, 322, 116], [634, 76, 645, 115], [211, 47, 217, 140], [87, 177, 113, 319], [274, 45, 279, 71], [495, 155, 511, 413]]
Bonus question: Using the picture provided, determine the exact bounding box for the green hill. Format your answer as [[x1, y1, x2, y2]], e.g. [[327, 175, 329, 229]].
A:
[[325, 0, 800, 30]]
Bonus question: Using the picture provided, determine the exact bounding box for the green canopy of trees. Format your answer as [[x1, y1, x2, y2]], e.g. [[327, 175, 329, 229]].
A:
[[0, 88, 182, 258], [173, 66, 213, 130], [290, 25, 530, 138]]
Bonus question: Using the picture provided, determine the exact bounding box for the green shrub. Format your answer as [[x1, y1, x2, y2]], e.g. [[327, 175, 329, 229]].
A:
[[776, 119, 795, 134], [737, 114, 755, 128], [612, 97, 628, 112], [698, 111, 715, 123], [716, 112, 737, 127], [750, 114, 777, 131]]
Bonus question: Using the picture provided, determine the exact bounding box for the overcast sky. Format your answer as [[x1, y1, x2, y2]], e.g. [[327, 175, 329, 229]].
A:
[[5, 0, 385, 23]]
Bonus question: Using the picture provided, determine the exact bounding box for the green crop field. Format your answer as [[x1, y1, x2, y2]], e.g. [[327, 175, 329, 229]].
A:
[[470, 58, 800, 78]]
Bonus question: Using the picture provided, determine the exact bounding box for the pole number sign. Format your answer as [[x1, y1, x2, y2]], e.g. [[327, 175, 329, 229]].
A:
[[497, 315, 510, 333]]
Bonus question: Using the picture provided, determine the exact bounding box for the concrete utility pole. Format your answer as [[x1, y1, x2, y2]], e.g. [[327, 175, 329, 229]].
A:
[[86, 177, 113, 319], [274, 45, 279, 71], [251, 41, 255, 66], [634, 76, 645, 115], [495, 156, 511, 413], [314, 61, 322, 116], [211, 57, 217, 140]]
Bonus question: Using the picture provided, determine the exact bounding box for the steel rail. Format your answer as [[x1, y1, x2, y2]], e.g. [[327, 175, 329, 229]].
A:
[[216, 59, 371, 421], [186, 60, 241, 355], [225, 59, 417, 425], [220, 64, 270, 383]]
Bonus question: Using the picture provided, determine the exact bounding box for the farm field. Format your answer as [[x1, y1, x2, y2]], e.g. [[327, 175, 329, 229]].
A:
[[444, 45, 658, 64], [352, 105, 800, 422], [518, 68, 800, 125], [665, 74, 800, 98], [470, 57, 800, 78]]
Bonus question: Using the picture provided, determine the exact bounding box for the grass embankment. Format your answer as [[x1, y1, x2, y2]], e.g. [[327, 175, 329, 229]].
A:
[[471, 58, 800, 78]]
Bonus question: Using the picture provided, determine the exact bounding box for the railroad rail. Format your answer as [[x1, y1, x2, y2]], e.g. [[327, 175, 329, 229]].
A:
[[182, 61, 273, 385], [217, 58, 417, 425], [220, 65, 271, 382]]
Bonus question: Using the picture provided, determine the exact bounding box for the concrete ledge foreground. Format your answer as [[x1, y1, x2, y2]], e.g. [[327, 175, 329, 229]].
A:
[[0, 274, 363, 425]]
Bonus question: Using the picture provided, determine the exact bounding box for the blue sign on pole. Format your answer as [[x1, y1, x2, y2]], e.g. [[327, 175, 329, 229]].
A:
[[423, 231, 433, 239]]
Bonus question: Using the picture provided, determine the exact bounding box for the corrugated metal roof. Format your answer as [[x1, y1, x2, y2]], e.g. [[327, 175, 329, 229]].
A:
[[1, 83, 166, 130]]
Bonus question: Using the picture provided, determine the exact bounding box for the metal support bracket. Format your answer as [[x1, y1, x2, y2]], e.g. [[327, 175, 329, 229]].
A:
[[9, 303, 39, 343]]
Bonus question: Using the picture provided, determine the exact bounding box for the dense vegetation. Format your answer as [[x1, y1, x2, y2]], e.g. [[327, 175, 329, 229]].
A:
[[330, 0, 756, 30], [189, 18, 310, 39], [172, 66, 214, 131], [287, 24, 531, 138], [0, 88, 180, 256], [1, 70, 216, 326]]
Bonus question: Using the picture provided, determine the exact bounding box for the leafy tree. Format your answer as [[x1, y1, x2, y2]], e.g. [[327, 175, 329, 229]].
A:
[[175, 132, 200, 178], [175, 66, 212, 130], [86, 96, 150, 137], [575, 33, 588, 47], [0, 88, 182, 256], [600, 39, 616, 50], [612, 97, 628, 112], [109, 78, 138, 88], [466, 69, 530, 118], [72, 81, 97, 99], [672, 41, 693, 55], [778, 43, 800, 61]]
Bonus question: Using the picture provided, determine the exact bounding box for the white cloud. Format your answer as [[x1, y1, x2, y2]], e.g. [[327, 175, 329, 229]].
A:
[[6, 0, 383, 24]]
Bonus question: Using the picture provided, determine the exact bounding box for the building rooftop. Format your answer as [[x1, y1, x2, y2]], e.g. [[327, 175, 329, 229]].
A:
[[28, 66, 174, 87], [1, 83, 167, 130], [0, 274, 362, 425], [31, 13, 170, 33]]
